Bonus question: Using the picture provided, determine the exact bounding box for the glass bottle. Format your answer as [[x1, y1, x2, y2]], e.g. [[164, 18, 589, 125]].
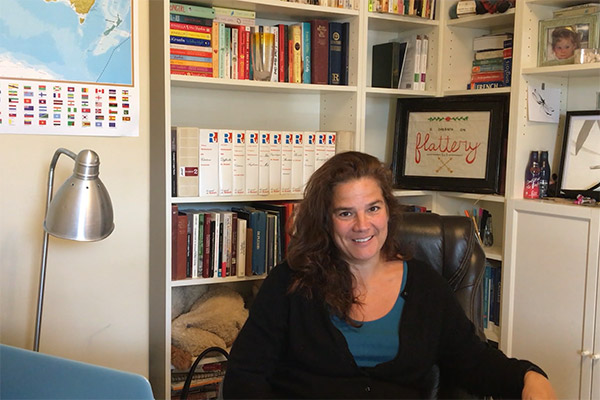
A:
[[539, 151, 551, 198], [524, 151, 540, 199]]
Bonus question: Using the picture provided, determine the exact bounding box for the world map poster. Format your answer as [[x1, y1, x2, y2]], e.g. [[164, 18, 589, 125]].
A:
[[0, 0, 139, 136]]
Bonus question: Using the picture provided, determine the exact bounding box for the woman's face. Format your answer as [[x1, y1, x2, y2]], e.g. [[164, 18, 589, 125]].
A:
[[330, 177, 389, 266], [553, 37, 576, 59]]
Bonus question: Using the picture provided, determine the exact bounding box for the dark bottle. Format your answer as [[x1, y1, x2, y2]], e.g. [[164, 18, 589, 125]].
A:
[[539, 151, 551, 198], [524, 151, 540, 199]]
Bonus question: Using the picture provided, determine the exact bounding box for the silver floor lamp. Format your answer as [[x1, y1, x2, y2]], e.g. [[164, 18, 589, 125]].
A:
[[33, 148, 114, 352]]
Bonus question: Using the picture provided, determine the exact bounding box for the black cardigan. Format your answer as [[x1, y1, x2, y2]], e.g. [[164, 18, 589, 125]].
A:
[[223, 260, 542, 399]]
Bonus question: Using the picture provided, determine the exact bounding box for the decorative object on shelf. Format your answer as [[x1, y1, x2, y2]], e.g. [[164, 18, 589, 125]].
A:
[[556, 110, 600, 201], [33, 148, 114, 352], [539, 151, 551, 198], [449, 0, 515, 19], [527, 82, 559, 123], [524, 150, 541, 199], [250, 31, 275, 81], [371, 41, 407, 88], [538, 14, 599, 67], [391, 94, 509, 194], [574, 47, 600, 63]]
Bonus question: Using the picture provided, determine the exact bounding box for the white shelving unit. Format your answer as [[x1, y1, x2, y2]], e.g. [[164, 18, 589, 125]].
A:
[[149, 1, 600, 398]]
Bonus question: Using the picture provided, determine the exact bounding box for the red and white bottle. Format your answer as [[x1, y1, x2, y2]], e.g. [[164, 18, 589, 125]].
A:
[[524, 151, 540, 199]]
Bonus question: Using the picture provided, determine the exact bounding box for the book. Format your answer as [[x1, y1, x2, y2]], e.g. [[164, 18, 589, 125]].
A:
[[472, 63, 503, 73], [277, 24, 288, 82], [172, 126, 199, 197], [171, 130, 177, 197], [171, 205, 180, 280], [289, 24, 303, 83], [233, 206, 267, 275], [220, 211, 234, 277], [170, 2, 215, 19], [269, 131, 282, 195], [474, 49, 504, 60], [469, 81, 504, 89], [170, 36, 210, 47], [170, 22, 212, 34], [314, 131, 328, 170], [231, 27, 239, 80], [303, 131, 316, 187], [170, 13, 213, 26], [472, 57, 504, 66], [199, 129, 219, 196], [280, 132, 293, 194], [291, 132, 304, 194], [270, 26, 279, 82], [310, 20, 329, 84], [473, 33, 512, 52], [202, 212, 212, 277], [471, 71, 504, 83], [232, 130, 246, 195], [258, 131, 271, 196], [236, 216, 247, 278], [328, 22, 343, 85], [301, 22, 311, 83], [212, 21, 220, 77], [335, 130, 354, 153], [371, 41, 406, 88], [252, 202, 289, 260], [174, 211, 189, 280], [218, 129, 233, 196], [170, 29, 211, 40], [503, 38, 512, 87], [212, 6, 256, 19], [180, 210, 201, 278], [245, 130, 259, 195], [341, 22, 350, 85], [419, 34, 428, 90], [398, 36, 420, 90]]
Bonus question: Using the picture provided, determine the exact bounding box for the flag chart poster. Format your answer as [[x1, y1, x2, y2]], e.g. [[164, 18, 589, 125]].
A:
[[0, 0, 139, 137]]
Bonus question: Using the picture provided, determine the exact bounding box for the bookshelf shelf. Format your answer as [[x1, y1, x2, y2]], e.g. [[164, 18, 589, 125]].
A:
[[173, 194, 303, 204], [521, 63, 600, 78], [171, 274, 265, 288], [171, 76, 359, 94], [443, 87, 511, 96], [198, 0, 359, 19], [437, 192, 506, 203], [367, 13, 438, 32], [365, 87, 437, 97]]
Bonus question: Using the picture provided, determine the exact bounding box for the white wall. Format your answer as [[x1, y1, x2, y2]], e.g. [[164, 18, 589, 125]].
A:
[[0, 0, 150, 377]]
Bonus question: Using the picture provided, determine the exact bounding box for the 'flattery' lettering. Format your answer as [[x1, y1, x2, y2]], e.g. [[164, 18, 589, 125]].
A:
[[414, 132, 482, 164]]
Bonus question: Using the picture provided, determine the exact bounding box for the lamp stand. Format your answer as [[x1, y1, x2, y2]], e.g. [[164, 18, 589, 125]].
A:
[[33, 148, 77, 352]]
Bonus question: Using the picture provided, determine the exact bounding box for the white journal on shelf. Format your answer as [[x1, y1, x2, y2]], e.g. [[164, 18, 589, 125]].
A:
[[245, 130, 259, 196], [303, 131, 316, 187], [258, 131, 271, 196], [281, 131, 293, 195], [291, 131, 304, 194], [269, 131, 282, 195], [218, 129, 233, 196], [199, 129, 219, 197], [232, 130, 246, 196]]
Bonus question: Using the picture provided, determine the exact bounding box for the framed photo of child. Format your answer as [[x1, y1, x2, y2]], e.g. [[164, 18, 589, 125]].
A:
[[538, 14, 599, 67]]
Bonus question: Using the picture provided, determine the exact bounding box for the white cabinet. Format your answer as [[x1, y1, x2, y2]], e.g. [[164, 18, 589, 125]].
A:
[[502, 199, 600, 399]]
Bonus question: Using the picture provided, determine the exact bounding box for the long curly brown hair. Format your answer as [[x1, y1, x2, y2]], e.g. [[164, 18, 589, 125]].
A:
[[286, 151, 406, 322]]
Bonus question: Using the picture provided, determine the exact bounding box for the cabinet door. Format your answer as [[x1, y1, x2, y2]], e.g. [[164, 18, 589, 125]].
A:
[[504, 201, 599, 399]]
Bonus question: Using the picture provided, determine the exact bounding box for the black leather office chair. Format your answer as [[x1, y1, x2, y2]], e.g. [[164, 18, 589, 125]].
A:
[[397, 211, 487, 399]]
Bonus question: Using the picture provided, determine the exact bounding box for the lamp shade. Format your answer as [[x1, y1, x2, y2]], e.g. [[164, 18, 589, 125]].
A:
[[44, 150, 114, 241]]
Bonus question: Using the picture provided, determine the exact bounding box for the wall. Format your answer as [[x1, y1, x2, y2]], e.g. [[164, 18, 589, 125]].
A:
[[0, 0, 150, 377]]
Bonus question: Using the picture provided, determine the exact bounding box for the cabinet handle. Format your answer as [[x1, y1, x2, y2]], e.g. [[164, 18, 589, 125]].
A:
[[579, 350, 592, 357], [591, 354, 600, 361]]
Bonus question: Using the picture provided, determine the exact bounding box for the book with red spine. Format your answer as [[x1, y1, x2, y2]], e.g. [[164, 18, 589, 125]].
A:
[[310, 20, 329, 84]]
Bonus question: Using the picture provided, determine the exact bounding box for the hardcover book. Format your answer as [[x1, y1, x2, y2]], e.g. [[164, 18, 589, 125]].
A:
[[289, 24, 303, 83], [310, 20, 329, 84], [269, 131, 282, 195], [328, 22, 343, 85], [173, 126, 199, 197], [245, 130, 259, 195], [232, 130, 246, 195], [170, 13, 213, 26], [303, 131, 316, 187], [314, 131, 328, 170], [341, 22, 350, 85], [291, 131, 304, 194], [258, 131, 271, 196], [280, 132, 293, 194], [170, 2, 215, 19], [301, 22, 311, 84], [218, 129, 233, 196], [199, 129, 219, 196]]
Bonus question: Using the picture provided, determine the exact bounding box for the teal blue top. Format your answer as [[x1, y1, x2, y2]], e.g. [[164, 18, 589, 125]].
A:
[[331, 262, 407, 367]]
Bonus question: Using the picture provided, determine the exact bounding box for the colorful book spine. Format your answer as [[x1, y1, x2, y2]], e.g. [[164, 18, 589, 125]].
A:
[[170, 36, 210, 47], [472, 64, 503, 73], [289, 24, 303, 83], [301, 22, 311, 84], [503, 38, 512, 87], [170, 2, 215, 19], [470, 81, 504, 89], [310, 20, 329, 85], [212, 21, 220, 77], [212, 6, 256, 19], [170, 22, 211, 33], [170, 29, 211, 40], [341, 22, 350, 85], [328, 22, 343, 85], [170, 13, 213, 26], [471, 71, 504, 82]]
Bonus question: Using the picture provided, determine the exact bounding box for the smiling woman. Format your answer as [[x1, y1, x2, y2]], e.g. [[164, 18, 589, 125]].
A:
[[222, 151, 557, 400]]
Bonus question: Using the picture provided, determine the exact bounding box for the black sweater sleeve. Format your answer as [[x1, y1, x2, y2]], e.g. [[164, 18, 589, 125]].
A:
[[222, 264, 290, 399]]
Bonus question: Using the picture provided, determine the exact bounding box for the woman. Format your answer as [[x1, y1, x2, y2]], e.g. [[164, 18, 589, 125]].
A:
[[223, 151, 556, 399]]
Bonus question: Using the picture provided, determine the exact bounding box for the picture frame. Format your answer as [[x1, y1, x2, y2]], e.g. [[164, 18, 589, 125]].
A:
[[391, 94, 509, 194], [538, 14, 599, 67], [556, 110, 600, 201]]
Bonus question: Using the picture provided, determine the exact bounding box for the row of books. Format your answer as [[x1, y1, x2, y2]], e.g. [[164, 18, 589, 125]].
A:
[[171, 202, 296, 281], [468, 33, 513, 90], [464, 207, 493, 245], [169, 2, 349, 85], [369, 0, 436, 19], [371, 34, 429, 90], [279, 0, 359, 10], [172, 128, 338, 198], [483, 261, 501, 331]]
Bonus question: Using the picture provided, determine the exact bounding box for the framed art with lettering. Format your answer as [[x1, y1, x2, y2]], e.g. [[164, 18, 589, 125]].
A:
[[391, 94, 510, 194]]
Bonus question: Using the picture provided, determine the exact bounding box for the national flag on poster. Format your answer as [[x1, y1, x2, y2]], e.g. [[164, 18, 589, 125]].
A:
[[9, 84, 18, 89], [82, 87, 88, 93], [54, 100, 63, 105], [24, 113, 34, 118], [67, 93, 74, 99], [39, 106, 47, 112], [53, 93, 61, 98], [54, 120, 61, 126], [81, 101, 89, 107], [39, 120, 46, 125], [68, 121, 75, 126], [68, 114, 75, 120], [109, 96, 117, 101], [83, 121, 91, 127], [95, 115, 104, 120], [82, 114, 88, 120], [24, 85, 31, 90], [109, 102, 117, 108], [68, 87, 75, 92], [95, 102, 102, 107], [39, 113, 48, 119], [67, 100, 75, 106], [82, 94, 89, 100], [95, 95, 102, 101], [24, 120, 32, 125], [95, 108, 102, 113], [123, 109, 129, 115], [109, 122, 116, 128], [24, 91, 33, 97], [95, 88, 104, 94], [109, 109, 117, 114], [9, 98, 18, 103], [9, 105, 17, 111], [39, 99, 46, 104], [109, 89, 116, 95], [39, 92, 47, 97], [53, 86, 61, 91], [109, 115, 116, 121], [95, 122, 102, 127], [9, 113, 17, 118], [53, 107, 61, 112], [53, 113, 61, 119], [122, 116, 131, 121], [122, 96, 129, 102], [24, 105, 34, 111], [122, 103, 129, 108], [24, 98, 31, 104], [39, 85, 46, 91], [82, 108, 91, 113], [122, 89, 129, 95]]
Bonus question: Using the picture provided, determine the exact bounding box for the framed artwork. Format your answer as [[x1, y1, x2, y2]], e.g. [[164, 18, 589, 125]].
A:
[[391, 95, 509, 194], [538, 14, 599, 66], [556, 110, 600, 201]]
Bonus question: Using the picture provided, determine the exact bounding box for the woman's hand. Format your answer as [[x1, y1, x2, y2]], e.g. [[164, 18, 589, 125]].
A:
[[522, 371, 557, 400]]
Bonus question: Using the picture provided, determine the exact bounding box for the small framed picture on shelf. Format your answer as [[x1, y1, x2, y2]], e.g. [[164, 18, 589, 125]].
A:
[[538, 14, 599, 67], [556, 110, 600, 201], [391, 94, 509, 194]]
